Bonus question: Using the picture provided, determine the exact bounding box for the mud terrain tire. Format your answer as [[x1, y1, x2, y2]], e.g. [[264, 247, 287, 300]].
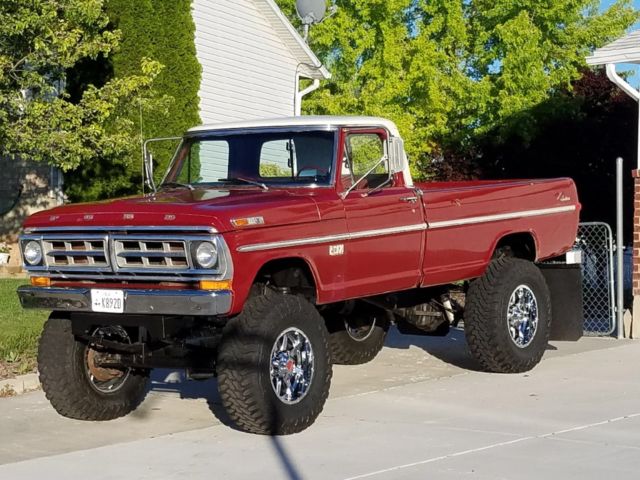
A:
[[465, 257, 551, 373], [323, 304, 389, 365], [217, 291, 332, 435], [38, 314, 149, 420]]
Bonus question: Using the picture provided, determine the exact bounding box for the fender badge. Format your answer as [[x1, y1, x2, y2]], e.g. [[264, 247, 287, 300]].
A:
[[123, 213, 135, 220], [557, 192, 571, 202], [164, 214, 176, 221], [83, 214, 94, 221], [329, 244, 345, 256], [231, 216, 265, 227]]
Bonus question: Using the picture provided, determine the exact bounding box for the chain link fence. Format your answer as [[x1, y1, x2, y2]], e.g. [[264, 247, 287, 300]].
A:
[[574, 222, 616, 336]]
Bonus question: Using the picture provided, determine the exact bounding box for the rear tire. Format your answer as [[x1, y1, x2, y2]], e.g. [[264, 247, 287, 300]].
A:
[[217, 290, 332, 435], [464, 258, 551, 373], [323, 303, 389, 365], [38, 314, 150, 421]]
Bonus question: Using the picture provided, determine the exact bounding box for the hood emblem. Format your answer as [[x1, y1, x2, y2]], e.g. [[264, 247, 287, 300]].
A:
[[231, 216, 265, 228]]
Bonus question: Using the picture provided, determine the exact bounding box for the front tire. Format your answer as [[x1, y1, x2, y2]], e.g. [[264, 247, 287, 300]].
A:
[[38, 314, 150, 420], [464, 258, 551, 373], [217, 291, 332, 435]]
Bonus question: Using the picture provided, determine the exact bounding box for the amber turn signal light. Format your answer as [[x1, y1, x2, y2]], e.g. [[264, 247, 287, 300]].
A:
[[199, 280, 232, 291], [30, 276, 51, 287]]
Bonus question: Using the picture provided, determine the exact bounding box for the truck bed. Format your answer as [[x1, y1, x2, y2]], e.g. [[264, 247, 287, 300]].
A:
[[417, 178, 580, 286]]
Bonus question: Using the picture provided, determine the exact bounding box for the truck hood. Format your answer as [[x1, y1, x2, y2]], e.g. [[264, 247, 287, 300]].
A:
[[24, 187, 322, 233]]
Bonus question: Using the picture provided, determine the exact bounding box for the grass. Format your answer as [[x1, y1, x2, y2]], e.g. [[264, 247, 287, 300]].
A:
[[0, 279, 48, 377]]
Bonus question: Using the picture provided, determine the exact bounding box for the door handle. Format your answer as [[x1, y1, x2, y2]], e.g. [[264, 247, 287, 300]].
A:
[[400, 196, 418, 203]]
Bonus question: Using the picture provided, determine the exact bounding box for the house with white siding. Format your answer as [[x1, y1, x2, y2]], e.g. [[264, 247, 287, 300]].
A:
[[192, 0, 330, 123], [190, 0, 331, 181]]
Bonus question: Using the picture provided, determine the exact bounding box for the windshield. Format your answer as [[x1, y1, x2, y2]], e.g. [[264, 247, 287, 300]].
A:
[[162, 129, 337, 188]]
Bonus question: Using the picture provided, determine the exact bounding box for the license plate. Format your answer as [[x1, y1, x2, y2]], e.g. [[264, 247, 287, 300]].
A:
[[91, 289, 125, 314]]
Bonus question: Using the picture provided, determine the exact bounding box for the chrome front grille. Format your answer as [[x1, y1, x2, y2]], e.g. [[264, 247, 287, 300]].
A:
[[20, 227, 232, 282], [42, 235, 110, 272], [113, 236, 190, 271]]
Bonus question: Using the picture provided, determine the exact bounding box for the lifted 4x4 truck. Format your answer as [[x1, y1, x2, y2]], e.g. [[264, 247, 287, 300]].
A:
[[17, 116, 580, 435]]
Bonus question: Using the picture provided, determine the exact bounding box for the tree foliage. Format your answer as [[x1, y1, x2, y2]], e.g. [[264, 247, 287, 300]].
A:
[[0, 0, 162, 173], [473, 68, 637, 243], [64, 0, 201, 201], [277, 0, 638, 178], [107, 0, 201, 179]]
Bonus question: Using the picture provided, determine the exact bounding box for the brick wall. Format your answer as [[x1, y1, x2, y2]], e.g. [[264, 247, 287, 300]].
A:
[[634, 170, 640, 295]]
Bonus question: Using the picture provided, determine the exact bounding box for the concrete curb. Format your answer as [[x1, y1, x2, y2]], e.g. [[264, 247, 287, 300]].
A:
[[0, 373, 40, 397]]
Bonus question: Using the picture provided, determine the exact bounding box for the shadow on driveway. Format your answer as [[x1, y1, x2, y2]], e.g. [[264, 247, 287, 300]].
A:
[[384, 326, 483, 371]]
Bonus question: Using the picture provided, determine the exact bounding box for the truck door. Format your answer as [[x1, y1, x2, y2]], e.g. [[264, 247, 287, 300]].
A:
[[339, 129, 425, 299]]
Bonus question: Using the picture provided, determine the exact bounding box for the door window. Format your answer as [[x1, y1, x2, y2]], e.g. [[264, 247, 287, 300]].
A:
[[342, 133, 390, 191]]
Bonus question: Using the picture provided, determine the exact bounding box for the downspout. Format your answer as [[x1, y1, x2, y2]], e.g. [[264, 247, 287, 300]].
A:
[[294, 72, 321, 116], [606, 63, 640, 169], [605, 63, 640, 339]]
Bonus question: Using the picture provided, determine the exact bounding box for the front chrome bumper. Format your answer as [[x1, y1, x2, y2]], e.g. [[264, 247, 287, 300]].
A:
[[17, 286, 232, 316]]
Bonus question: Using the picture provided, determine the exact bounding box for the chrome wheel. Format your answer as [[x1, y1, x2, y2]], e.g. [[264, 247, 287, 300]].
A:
[[344, 315, 377, 342], [85, 326, 131, 394], [270, 327, 315, 405], [507, 285, 539, 348]]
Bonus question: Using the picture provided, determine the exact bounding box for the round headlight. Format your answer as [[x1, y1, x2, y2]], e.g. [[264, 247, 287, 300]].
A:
[[195, 242, 218, 269], [23, 241, 43, 266]]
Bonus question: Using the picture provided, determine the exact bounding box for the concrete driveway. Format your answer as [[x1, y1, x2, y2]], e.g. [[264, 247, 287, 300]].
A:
[[1, 328, 639, 479]]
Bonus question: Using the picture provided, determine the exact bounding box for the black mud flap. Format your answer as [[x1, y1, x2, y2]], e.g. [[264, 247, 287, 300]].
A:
[[539, 263, 583, 341]]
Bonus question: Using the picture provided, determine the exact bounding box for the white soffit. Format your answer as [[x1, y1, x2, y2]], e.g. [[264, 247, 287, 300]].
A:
[[253, 0, 331, 80], [587, 29, 640, 66]]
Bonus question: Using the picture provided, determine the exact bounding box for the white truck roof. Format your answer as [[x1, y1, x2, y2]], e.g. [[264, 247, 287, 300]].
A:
[[187, 116, 402, 138]]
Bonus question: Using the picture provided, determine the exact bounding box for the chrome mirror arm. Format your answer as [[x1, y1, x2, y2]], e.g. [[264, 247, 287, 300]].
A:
[[341, 155, 388, 200], [142, 136, 183, 194], [363, 177, 393, 197]]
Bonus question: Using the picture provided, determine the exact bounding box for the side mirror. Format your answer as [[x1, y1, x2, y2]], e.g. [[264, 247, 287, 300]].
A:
[[388, 137, 404, 174], [143, 150, 156, 193], [142, 136, 183, 193]]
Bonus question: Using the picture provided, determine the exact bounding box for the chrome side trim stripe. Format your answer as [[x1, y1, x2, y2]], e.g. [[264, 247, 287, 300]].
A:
[[237, 223, 427, 252], [237, 205, 576, 253], [427, 205, 577, 229], [349, 223, 427, 240]]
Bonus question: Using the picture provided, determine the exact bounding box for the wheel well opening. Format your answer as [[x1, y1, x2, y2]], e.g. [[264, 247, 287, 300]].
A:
[[494, 233, 536, 261], [254, 258, 317, 302]]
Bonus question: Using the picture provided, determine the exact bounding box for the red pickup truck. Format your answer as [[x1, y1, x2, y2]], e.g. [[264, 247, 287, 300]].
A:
[[18, 116, 580, 435]]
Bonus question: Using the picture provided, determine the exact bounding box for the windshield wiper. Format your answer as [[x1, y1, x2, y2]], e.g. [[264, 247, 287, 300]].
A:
[[219, 177, 269, 190], [159, 181, 194, 191]]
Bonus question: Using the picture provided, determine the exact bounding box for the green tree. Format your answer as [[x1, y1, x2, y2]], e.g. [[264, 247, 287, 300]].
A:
[[0, 0, 162, 173], [277, 0, 638, 178], [107, 0, 201, 180], [64, 0, 201, 201]]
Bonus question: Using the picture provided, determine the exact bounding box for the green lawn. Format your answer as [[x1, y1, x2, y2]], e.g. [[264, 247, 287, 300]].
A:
[[0, 279, 48, 373]]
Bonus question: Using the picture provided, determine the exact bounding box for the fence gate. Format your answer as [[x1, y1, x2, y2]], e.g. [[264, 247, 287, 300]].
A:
[[574, 222, 616, 336]]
